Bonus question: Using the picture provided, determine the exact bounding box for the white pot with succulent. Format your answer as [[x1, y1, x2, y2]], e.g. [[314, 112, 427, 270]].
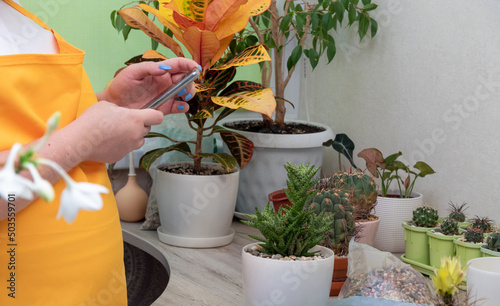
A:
[[220, 0, 379, 215], [241, 163, 334, 305]]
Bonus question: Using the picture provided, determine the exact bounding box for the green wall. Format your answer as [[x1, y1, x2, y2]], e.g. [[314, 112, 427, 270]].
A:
[[21, 0, 173, 93]]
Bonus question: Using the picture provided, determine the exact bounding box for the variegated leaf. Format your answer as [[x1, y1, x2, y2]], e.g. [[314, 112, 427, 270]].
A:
[[214, 126, 253, 169], [140, 143, 192, 171], [190, 106, 214, 120], [220, 81, 265, 96], [189, 0, 211, 22], [118, 8, 184, 57], [199, 152, 238, 172], [211, 45, 271, 70], [211, 88, 276, 118]]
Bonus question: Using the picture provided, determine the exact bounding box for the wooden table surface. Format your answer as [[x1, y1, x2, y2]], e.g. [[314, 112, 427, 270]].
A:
[[121, 218, 262, 306]]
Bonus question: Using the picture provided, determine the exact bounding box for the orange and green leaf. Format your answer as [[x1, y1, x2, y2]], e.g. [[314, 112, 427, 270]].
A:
[[118, 7, 184, 57], [214, 126, 254, 169], [211, 45, 271, 70], [211, 88, 276, 118], [199, 152, 238, 172]]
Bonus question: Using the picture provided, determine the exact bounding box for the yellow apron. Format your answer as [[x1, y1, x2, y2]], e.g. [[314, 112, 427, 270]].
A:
[[0, 1, 127, 305]]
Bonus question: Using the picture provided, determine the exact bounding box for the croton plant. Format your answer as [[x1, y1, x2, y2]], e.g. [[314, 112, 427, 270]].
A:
[[113, 0, 276, 174]]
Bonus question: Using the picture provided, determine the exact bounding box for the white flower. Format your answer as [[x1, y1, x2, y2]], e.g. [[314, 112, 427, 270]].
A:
[[58, 181, 108, 223], [24, 162, 54, 202], [0, 143, 35, 200]]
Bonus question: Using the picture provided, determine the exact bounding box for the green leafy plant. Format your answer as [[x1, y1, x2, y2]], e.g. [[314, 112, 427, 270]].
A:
[[246, 0, 378, 129], [111, 0, 276, 174], [242, 163, 333, 257], [323, 133, 359, 170], [357, 148, 435, 198]]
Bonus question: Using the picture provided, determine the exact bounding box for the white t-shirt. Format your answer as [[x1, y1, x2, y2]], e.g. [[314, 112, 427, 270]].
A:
[[0, 0, 58, 55]]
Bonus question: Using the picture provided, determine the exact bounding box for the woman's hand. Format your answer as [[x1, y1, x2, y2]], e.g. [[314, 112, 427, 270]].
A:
[[98, 58, 199, 115]]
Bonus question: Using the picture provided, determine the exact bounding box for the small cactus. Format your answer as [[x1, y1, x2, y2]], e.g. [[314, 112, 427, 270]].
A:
[[412, 205, 439, 227], [471, 216, 494, 233], [440, 218, 459, 236], [486, 232, 500, 252], [464, 228, 484, 243], [306, 188, 356, 256], [448, 201, 468, 223]]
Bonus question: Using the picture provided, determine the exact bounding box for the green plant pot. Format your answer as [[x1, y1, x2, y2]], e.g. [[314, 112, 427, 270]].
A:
[[427, 230, 462, 268], [453, 237, 486, 268], [402, 221, 438, 265], [481, 246, 500, 257]]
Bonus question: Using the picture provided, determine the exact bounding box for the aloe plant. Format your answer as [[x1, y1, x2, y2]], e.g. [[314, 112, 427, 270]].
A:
[[111, 0, 276, 174]]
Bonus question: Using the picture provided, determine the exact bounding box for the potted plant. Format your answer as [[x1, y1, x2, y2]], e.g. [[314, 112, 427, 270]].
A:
[[357, 148, 435, 252], [454, 227, 487, 268], [113, 0, 276, 247], [481, 232, 500, 257], [305, 177, 357, 296], [427, 218, 463, 269], [219, 0, 379, 214], [402, 205, 440, 265], [447, 201, 471, 229], [241, 163, 334, 305]]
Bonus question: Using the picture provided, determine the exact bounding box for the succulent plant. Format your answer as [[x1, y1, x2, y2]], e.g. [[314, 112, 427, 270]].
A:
[[327, 170, 378, 221], [464, 228, 484, 243], [486, 232, 500, 252], [448, 201, 468, 223], [305, 188, 356, 256], [243, 163, 333, 257], [440, 218, 460, 236], [471, 216, 494, 233], [412, 206, 439, 227]]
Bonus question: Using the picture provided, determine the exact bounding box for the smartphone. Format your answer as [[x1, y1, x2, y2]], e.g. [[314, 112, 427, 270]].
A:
[[142, 67, 200, 109]]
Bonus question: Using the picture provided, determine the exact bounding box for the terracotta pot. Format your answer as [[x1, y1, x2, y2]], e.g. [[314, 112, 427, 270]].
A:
[[355, 216, 380, 247], [268, 189, 292, 213], [330, 256, 348, 296]]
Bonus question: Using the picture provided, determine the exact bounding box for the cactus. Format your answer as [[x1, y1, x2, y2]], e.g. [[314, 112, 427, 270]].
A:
[[486, 232, 500, 252], [243, 163, 334, 257], [448, 201, 468, 223], [326, 170, 378, 220], [440, 218, 459, 236], [471, 216, 494, 233], [464, 228, 484, 243], [306, 188, 356, 256], [412, 205, 439, 227]]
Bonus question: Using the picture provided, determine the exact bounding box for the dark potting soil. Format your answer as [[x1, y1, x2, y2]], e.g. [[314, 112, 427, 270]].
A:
[[223, 120, 325, 134]]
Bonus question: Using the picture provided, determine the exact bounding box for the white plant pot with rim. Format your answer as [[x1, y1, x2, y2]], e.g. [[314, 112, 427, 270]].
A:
[[219, 119, 333, 215], [467, 257, 500, 306], [373, 191, 423, 253], [155, 162, 239, 248], [242, 243, 334, 306]]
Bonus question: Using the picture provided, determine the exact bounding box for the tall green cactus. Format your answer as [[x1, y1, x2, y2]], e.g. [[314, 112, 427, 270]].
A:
[[306, 189, 356, 256], [330, 170, 378, 220]]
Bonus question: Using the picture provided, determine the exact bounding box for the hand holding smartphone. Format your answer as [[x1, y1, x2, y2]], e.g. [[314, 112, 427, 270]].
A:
[[142, 67, 200, 109]]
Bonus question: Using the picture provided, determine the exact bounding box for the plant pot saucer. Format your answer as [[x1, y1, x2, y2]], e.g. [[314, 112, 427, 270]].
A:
[[157, 226, 235, 248]]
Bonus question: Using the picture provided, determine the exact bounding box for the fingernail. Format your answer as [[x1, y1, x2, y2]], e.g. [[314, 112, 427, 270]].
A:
[[185, 93, 192, 100], [178, 88, 187, 96], [158, 64, 172, 70], [177, 104, 185, 110], [197, 65, 202, 71]]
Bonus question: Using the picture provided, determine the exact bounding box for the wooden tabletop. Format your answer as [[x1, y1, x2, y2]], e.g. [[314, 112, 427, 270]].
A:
[[121, 218, 261, 306]]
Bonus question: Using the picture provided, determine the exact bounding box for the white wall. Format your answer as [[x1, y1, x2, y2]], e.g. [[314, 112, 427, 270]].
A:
[[299, 0, 500, 223]]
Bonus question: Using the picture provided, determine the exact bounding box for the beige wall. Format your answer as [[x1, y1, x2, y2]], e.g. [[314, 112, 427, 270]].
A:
[[299, 0, 500, 223]]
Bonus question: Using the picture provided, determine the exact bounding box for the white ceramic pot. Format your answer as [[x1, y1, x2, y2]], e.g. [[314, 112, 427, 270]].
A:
[[373, 192, 423, 253], [242, 243, 334, 306], [220, 119, 333, 214], [155, 162, 239, 248], [467, 257, 500, 306]]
